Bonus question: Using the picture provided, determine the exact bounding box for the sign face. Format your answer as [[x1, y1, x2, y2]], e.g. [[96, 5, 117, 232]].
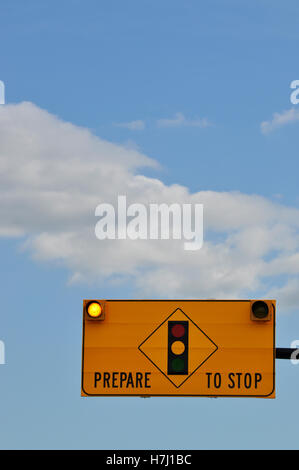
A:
[[81, 300, 275, 398]]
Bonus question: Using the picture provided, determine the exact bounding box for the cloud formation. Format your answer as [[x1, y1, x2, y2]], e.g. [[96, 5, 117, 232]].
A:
[[157, 112, 211, 128], [261, 108, 299, 134], [114, 119, 145, 130], [1, 102, 299, 311]]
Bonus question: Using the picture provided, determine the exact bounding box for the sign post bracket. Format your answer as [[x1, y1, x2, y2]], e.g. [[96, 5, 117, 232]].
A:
[[276, 348, 297, 359]]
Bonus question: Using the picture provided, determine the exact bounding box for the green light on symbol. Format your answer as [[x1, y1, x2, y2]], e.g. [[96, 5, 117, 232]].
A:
[[171, 358, 185, 372]]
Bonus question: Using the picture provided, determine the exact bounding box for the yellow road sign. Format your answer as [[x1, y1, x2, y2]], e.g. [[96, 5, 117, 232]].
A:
[[81, 300, 275, 398]]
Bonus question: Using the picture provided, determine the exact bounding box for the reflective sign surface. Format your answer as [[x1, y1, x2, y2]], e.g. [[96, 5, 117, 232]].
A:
[[81, 300, 275, 398]]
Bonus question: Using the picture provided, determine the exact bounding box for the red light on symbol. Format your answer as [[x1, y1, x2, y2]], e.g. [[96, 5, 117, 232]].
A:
[[171, 324, 185, 338]]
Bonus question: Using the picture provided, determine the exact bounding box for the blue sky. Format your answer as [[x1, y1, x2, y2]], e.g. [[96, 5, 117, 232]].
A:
[[1, 0, 299, 449]]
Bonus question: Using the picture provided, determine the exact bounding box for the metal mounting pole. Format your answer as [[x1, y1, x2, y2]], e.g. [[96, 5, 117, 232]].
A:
[[276, 348, 297, 359]]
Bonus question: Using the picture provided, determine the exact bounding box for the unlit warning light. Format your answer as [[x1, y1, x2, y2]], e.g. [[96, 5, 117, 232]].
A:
[[250, 300, 271, 321], [168, 321, 189, 375]]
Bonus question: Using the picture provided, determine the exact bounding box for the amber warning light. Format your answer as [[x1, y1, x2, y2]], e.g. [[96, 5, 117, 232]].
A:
[[86, 301, 103, 319]]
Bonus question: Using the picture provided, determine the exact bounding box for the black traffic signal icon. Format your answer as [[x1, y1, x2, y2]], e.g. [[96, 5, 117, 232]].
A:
[[167, 321, 189, 375]]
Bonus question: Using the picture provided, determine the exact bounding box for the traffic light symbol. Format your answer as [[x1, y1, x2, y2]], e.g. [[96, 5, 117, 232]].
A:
[[167, 321, 189, 375]]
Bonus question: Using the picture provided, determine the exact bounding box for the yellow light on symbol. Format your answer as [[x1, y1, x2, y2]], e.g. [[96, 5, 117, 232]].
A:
[[171, 340, 185, 355], [87, 302, 102, 318]]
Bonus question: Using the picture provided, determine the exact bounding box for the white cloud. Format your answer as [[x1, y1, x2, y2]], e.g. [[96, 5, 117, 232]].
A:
[[157, 112, 211, 128], [2, 102, 299, 312], [261, 108, 299, 134], [266, 278, 299, 312], [114, 120, 145, 130]]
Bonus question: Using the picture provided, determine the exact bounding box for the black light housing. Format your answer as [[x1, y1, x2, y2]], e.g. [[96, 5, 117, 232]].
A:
[[167, 320, 189, 375], [251, 300, 269, 320], [84, 300, 106, 321]]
